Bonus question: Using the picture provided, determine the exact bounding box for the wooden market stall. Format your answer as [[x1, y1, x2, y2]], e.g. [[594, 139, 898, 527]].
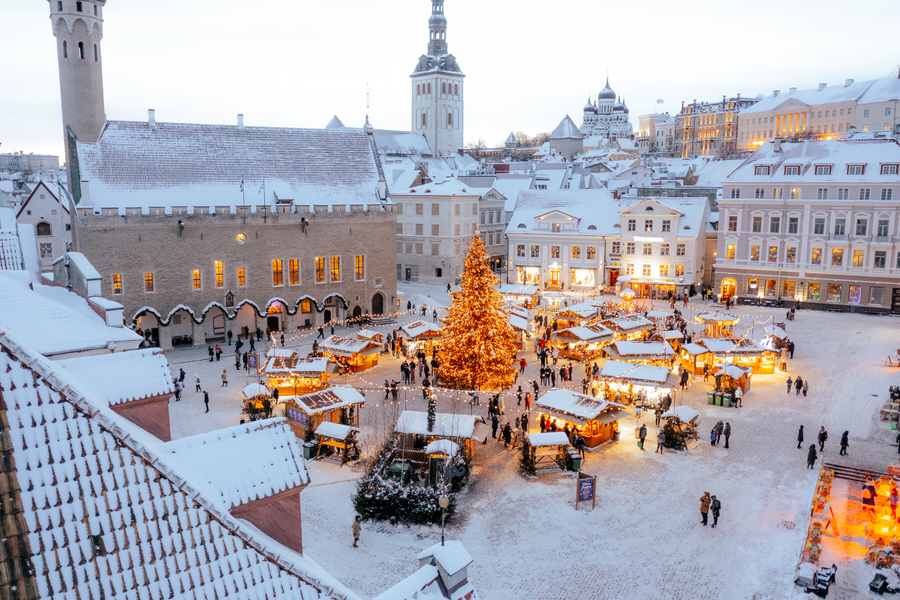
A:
[[718, 363, 752, 393], [394, 410, 490, 462], [661, 405, 699, 442], [760, 325, 788, 350], [604, 340, 678, 367], [551, 324, 615, 360], [241, 383, 273, 421], [314, 421, 359, 464], [321, 335, 382, 372], [535, 388, 631, 448], [699, 338, 777, 375], [679, 342, 713, 376], [265, 356, 331, 395], [507, 312, 531, 350], [282, 385, 366, 437], [596, 360, 679, 405], [498, 284, 541, 308], [644, 310, 671, 324], [552, 303, 601, 330], [695, 312, 740, 338], [356, 328, 385, 344], [424, 439, 462, 487], [399, 320, 444, 357], [656, 329, 685, 352], [600, 315, 655, 341], [526, 432, 575, 475]]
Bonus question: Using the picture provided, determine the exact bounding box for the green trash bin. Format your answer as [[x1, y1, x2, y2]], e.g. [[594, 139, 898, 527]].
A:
[[714, 392, 723, 406], [567, 447, 582, 472], [302, 441, 318, 460], [707, 391, 716, 405], [722, 393, 732, 408]]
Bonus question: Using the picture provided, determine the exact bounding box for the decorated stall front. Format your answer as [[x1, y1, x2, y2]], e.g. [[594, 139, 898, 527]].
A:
[[699, 338, 777, 375], [695, 312, 740, 338], [760, 325, 788, 351], [400, 320, 444, 358], [507, 312, 531, 351], [321, 335, 381, 373], [241, 383, 273, 421], [662, 405, 699, 442], [535, 388, 630, 448], [600, 316, 655, 341], [596, 360, 679, 405], [551, 324, 615, 360], [604, 340, 678, 367], [498, 284, 541, 308], [656, 329, 685, 352], [282, 385, 366, 437], [552, 303, 600, 330], [718, 363, 752, 394], [314, 421, 359, 464], [356, 328, 385, 344], [265, 356, 331, 395], [526, 432, 578, 475], [395, 411, 490, 461], [679, 342, 713, 376]]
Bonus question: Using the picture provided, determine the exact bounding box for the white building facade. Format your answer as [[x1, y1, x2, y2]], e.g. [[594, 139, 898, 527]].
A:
[[715, 139, 900, 314], [581, 79, 634, 143]]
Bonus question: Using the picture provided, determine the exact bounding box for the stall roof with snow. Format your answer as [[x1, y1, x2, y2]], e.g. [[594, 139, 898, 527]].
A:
[[553, 324, 615, 343], [322, 335, 381, 357], [536, 388, 629, 425], [527, 432, 572, 447], [681, 342, 711, 356], [696, 312, 740, 325], [400, 320, 444, 340], [266, 355, 331, 375], [242, 383, 270, 398], [604, 340, 676, 361], [601, 315, 655, 333], [425, 439, 461, 456], [554, 303, 599, 320], [498, 284, 539, 296], [700, 338, 768, 355], [56, 348, 174, 406], [266, 347, 298, 359], [395, 411, 485, 441], [662, 405, 699, 423], [600, 360, 678, 387], [315, 421, 358, 441], [292, 386, 366, 415], [659, 330, 685, 340]]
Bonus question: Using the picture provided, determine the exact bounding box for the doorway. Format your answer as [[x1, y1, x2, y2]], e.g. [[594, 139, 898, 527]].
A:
[[549, 268, 560, 287], [372, 292, 384, 315], [721, 277, 737, 301], [892, 288, 900, 315], [405, 268, 411, 282], [324, 309, 332, 324], [267, 316, 280, 332]]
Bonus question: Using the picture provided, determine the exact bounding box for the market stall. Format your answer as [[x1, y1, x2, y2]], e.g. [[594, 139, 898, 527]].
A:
[[604, 340, 677, 367], [424, 439, 463, 486], [551, 324, 615, 360], [644, 310, 672, 323], [695, 312, 740, 338], [498, 284, 541, 308], [526, 432, 577, 475], [314, 421, 359, 464], [357, 328, 385, 344], [600, 316, 655, 341], [760, 325, 788, 350], [535, 389, 630, 448], [656, 329, 685, 352], [241, 383, 273, 421], [399, 320, 444, 358], [281, 385, 366, 437], [661, 405, 699, 441], [265, 356, 331, 395], [596, 360, 679, 405], [395, 410, 490, 461], [718, 363, 752, 394], [699, 338, 777, 375], [679, 342, 713, 375], [507, 312, 531, 350], [320, 335, 382, 373], [552, 303, 601, 329]]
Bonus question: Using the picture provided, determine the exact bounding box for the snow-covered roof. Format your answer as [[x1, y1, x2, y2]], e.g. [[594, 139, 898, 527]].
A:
[[266, 347, 298, 359], [160, 419, 309, 510], [0, 332, 358, 600], [395, 411, 479, 439], [552, 324, 615, 343], [77, 120, 384, 210], [325, 115, 345, 129], [764, 326, 787, 339], [373, 129, 432, 157], [726, 139, 900, 184], [315, 421, 357, 440], [741, 79, 875, 114], [660, 330, 684, 340], [536, 389, 625, 422], [527, 431, 571, 447], [484, 176, 537, 212], [691, 159, 744, 188], [292, 385, 366, 415], [372, 564, 445, 600], [696, 312, 740, 324], [662, 405, 698, 423], [425, 439, 460, 456], [242, 383, 270, 398], [401, 320, 444, 339], [859, 76, 900, 104], [0, 230, 23, 270], [700, 339, 767, 355], [720, 364, 752, 379], [602, 315, 655, 333], [0, 271, 142, 356], [498, 284, 539, 296], [508, 313, 529, 332], [554, 302, 599, 319], [357, 328, 383, 340], [549, 115, 584, 140], [600, 360, 674, 386], [606, 340, 675, 359], [508, 190, 640, 236], [265, 356, 331, 375], [400, 176, 480, 197], [418, 541, 474, 577], [680, 342, 710, 356], [56, 349, 174, 406], [322, 335, 381, 357]]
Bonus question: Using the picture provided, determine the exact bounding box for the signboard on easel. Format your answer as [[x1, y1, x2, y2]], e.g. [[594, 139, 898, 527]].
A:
[[576, 472, 596, 510], [247, 352, 258, 373]]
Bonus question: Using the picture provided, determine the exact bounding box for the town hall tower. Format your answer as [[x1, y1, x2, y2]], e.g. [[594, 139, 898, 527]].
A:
[[411, 0, 464, 157]]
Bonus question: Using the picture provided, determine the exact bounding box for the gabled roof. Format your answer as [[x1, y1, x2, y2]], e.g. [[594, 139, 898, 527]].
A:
[[16, 180, 66, 218], [56, 349, 174, 406], [373, 129, 433, 157], [325, 115, 346, 129], [549, 115, 584, 140], [400, 176, 480, 197], [507, 190, 640, 237], [619, 197, 682, 217], [741, 78, 876, 114]]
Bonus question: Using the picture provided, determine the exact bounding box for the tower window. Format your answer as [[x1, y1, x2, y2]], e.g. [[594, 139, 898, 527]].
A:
[[62, 40, 67, 58], [57, 1, 62, 10], [422, 113, 427, 127], [94, 4, 98, 15], [94, 44, 98, 61], [417, 84, 420, 95], [78, 42, 84, 59], [454, 84, 458, 95], [427, 83, 431, 94], [448, 113, 452, 126], [442, 82, 446, 94], [76, 1, 82, 11]]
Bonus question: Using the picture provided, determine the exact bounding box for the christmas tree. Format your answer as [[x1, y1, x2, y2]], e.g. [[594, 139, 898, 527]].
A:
[[439, 235, 517, 392]]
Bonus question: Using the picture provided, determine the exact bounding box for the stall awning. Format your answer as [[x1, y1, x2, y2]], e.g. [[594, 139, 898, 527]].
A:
[[315, 421, 357, 441], [597, 409, 631, 424], [472, 422, 491, 443], [425, 439, 460, 456], [539, 406, 589, 426], [528, 432, 571, 447]]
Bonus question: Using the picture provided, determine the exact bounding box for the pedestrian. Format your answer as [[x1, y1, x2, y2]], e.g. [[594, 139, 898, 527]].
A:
[[174, 380, 181, 401], [352, 515, 361, 548], [521, 412, 529, 432], [525, 392, 531, 410], [280, 334, 285, 347], [502, 423, 512, 448], [703, 363, 709, 381], [638, 424, 647, 449], [447, 283, 451, 293], [216, 346, 222, 361], [519, 358, 527, 375], [723, 422, 731, 448], [516, 385, 523, 406], [807, 444, 818, 469], [575, 434, 586, 459], [802, 381, 808, 397], [432, 309, 437, 323], [331, 323, 335, 336], [235, 352, 241, 371], [655, 428, 665, 454], [818, 427, 828, 452], [789, 340, 795, 359], [242, 353, 248, 368], [221, 369, 228, 387], [710, 495, 721, 528], [786, 377, 793, 394], [272, 387, 279, 402], [179, 368, 186, 382], [256, 327, 262, 341], [733, 386, 743, 407], [203, 391, 210, 413], [714, 420, 724, 445], [890, 489, 899, 520], [540, 414, 546, 433], [795, 376, 803, 396], [491, 414, 499, 439], [710, 428, 717, 447], [655, 407, 662, 427], [208, 346, 214, 362], [839, 431, 849, 456], [227, 329, 233, 345], [797, 424, 804, 449], [249, 337, 255, 353], [700, 492, 711, 526], [195, 374, 201, 392], [317, 326, 324, 339], [680, 369, 689, 390]]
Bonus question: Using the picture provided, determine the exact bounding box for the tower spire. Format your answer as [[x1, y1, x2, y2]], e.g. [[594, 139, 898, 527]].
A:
[[427, 0, 448, 56]]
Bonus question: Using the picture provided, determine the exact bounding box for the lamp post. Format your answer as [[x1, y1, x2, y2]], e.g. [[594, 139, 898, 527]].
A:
[[439, 495, 450, 546]]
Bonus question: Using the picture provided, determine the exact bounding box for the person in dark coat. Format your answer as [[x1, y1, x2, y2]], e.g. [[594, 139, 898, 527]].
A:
[[818, 427, 828, 452], [539, 414, 546, 433], [491, 414, 499, 439], [840, 431, 849, 456], [797, 425, 804, 449], [179, 368, 186, 382], [786, 377, 793, 394], [521, 412, 529, 433], [710, 495, 721, 528], [203, 391, 210, 413], [807, 444, 818, 469], [795, 376, 803, 395], [502, 423, 512, 448], [272, 387, 279, 402], [723, 422, 731, 449], [655, 429, 666, 454], [639, 424, 647, 450], [208, 346, 214, 362]]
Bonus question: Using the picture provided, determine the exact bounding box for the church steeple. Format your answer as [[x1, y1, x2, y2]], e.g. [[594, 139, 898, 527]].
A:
[[427, 0, 448, 56]]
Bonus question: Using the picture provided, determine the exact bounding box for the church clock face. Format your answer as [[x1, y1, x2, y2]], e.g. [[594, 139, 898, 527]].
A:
[[235, 233, 247, 245]]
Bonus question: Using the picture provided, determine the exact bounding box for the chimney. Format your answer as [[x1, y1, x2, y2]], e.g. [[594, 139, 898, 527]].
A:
[[418, 541, 473, 596], [818, 83, 827, 91], [789, 87, 797, 93], [774, 139, 782, 153], [237, 114, 244, 129], [773, 90, 780, 97], [844, 78, 854, 87], [148, 109, 156, 128]]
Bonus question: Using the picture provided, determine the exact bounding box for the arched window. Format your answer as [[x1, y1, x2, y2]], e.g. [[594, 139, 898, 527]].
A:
[[78, 41, 84, 59], [62, 40, 67, 58], [36, 222, 52, 236], [417, 84, 420, 95], [447, 113, 452, 126], [427, 82, 431, 94], [442, 82, 446, 94], [422, 113, 427, 127], [454, 84, 458, 95], [94, 44, 98, 61]]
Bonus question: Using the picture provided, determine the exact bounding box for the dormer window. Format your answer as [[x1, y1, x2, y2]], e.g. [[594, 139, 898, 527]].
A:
[[754, 165, 771, 176], [881, 164, 899, 175], [784, 165, 800, 175], [517, 223, 526, 228], [587, 225, 597, 230], [847, 164, 865, 175], [814, 165, 832, 175], [551, 223, 560, 232]]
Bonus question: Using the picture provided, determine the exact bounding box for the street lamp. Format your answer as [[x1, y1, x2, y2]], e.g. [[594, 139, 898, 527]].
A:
[[439, 495, 450, 546]]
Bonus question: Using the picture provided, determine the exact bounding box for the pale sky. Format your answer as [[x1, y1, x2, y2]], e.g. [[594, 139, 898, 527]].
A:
[[3, 0, 900, 159]]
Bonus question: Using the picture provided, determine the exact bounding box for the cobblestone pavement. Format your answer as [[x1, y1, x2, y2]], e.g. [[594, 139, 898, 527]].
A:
[[165, 294, 900, 599]]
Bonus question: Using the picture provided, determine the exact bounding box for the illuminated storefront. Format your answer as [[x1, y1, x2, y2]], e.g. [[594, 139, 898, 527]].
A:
[[570, 268, 596, 287], [535, 389, 631, 448], [516, 266, 541, 285]]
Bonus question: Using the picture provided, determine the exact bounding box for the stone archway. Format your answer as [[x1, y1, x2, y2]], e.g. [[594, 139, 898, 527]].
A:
[[720, 277, 737, 300], [372, 292, 384, 315], [352, 306, 362, 319]]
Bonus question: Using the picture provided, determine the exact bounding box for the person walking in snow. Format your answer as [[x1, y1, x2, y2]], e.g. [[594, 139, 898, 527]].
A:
[[280, 334, 285, 347], [639, 424, 647, 450], [802, 381, 808, 397], [710, 495, 721, 528], [491, 414, 499, 439], [700, 492, 711, 526], [723, 422, 731, 449], [713, 420, 724, 445], [317, 325, 325, 339], [656, 429, 666, 454], [786, 377, 793, 394], [221, 370, 228, 387], [807, 444, 818, 469], [840, 431, 849, 456], [795, 376, 803, 395], [352, 515, 361, 548], [208, 346, 214, 362], [179, 368, 186, 382], [818, 427, 828, 452], [227, 329, 233, 345], [195, 374, 201, 392], [797, 424, 804, 449], [502, 422, 513, 448], [174, 381, 181, 401], [203, 391, 210, 413]]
